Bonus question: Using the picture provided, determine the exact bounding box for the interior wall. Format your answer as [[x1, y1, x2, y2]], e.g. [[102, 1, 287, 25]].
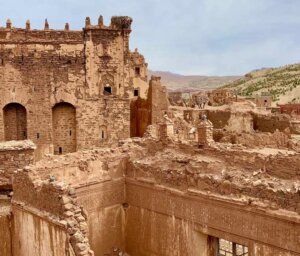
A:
[[125, 206, 208, 256], [76, 179, 126, 256], [12, 206, 70, 256], [0, 208, 12, 256]]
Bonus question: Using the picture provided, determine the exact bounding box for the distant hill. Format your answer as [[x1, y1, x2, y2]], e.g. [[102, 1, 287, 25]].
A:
[[148, 70, 241, 92], [222, 63, 300, 105]]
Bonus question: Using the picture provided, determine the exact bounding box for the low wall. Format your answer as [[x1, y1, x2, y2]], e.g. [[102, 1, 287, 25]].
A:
[[0, 140, 35, 189]]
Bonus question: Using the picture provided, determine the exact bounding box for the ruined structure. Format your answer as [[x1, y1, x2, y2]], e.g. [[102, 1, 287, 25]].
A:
[[0, 16, 164, 160], [0, 16, 299, 256]]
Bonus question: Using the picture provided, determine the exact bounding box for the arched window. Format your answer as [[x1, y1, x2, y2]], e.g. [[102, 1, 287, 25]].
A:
[[3, 103, 27, 141], [52, 102, 76, 155]]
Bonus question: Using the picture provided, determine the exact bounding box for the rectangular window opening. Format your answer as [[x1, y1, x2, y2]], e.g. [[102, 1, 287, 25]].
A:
[[69, 130, 72, 136], [104, 86, 112, 95], [59, 147, 62, 154], [135, 67, 141, 76], [101, 131, 105, 139], [134, 88, 139, 97], [37, 133, 39, 139]]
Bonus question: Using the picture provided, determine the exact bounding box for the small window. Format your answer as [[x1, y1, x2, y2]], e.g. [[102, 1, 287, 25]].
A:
[[134, 88, 139, 97], [37, 133, 39, 139], [59, 147, 62, 154], [69, 130, 72, 136], [135, 67, 140, 76], [101, 130, 105, 139], [104, 86, 112, 95]]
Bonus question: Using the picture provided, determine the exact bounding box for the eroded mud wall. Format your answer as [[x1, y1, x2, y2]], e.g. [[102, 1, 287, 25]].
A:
[[125, 180, 300, 256], [12, 206, 70, 256], [76, 178, 126, 255]]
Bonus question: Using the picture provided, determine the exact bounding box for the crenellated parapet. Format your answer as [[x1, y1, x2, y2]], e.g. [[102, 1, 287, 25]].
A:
[[0, 15, 133, 44]]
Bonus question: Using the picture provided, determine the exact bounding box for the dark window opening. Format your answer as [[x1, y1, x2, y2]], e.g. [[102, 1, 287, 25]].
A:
[[59, 147, 62, 154], [135, 67, 140, 76], [134, 88, 139, 97], [104, 86, 112, 95], [264, 99, 268, 103], [101, 130, 105, 139], [69, 130, 72, 136], [23, 131, 26, 137], [37, 133, 39, 139]]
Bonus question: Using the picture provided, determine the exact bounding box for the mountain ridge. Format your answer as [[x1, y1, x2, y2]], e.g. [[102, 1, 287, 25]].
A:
[[148, 70, 241, 91]]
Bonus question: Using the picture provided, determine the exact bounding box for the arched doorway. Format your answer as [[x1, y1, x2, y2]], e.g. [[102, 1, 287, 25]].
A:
[[3, 103, 27, 141], [52, 102, 76, 155]]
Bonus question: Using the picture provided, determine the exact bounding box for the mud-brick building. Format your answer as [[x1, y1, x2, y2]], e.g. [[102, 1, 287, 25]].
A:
[[0, 16, 165, 159]]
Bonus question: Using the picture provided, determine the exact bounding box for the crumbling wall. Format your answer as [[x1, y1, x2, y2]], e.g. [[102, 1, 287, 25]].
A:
[[0, 16, 148, 158], [126, 205, 208, 256], [148, 76, 169, 125], [12, 206, 70, 256], [125, 181, 300, 256], [215, 130, 290, 148], [253, 113, 291, 132], [12, 169, 93, 256], [130, 97, 150, 137], [207, 110, 231, 129], [0, 140, 35, 189], [224, 112, 253, 133]]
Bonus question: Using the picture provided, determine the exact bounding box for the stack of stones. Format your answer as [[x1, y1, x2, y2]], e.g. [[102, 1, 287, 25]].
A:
[[59, 187, 94, 256]]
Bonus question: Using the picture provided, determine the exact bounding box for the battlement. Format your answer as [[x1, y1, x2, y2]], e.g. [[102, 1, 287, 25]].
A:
[[0, 15, 132, 43]]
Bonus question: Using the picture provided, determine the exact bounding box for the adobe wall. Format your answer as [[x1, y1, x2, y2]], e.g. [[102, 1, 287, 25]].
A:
[[149, 76, 169, 125], [125, 180, 300, 256], [12, 206, 71, 256], [0, 16, 148, 158], [253, 113, 291, 132], [0, 198, 11, 256], [0, 140, 35, 189], [76, 180, 126, 256], [207, 110, 231, 129]]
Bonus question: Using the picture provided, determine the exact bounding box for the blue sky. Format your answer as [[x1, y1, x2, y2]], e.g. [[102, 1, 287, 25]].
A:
[[0, 0, 299, 76]]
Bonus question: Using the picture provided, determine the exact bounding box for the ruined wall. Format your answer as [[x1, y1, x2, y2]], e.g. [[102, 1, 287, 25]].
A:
[[224, 111, 253, 133], [214, 130, 290, 148], [0, 198, 11, 256], [0, 140, 35, 189], [0, 16, 148, 158], [125, 180, 300, 256], [148, 76, 169, 125], [207, 110, 231, 129], [12, 168, 93, 256], [130, 98, 150, 137], [77, 180, 126, 256], [12, 206, 70, 256], [126, 205, 208, 256], [253, 113, 291, 132]]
